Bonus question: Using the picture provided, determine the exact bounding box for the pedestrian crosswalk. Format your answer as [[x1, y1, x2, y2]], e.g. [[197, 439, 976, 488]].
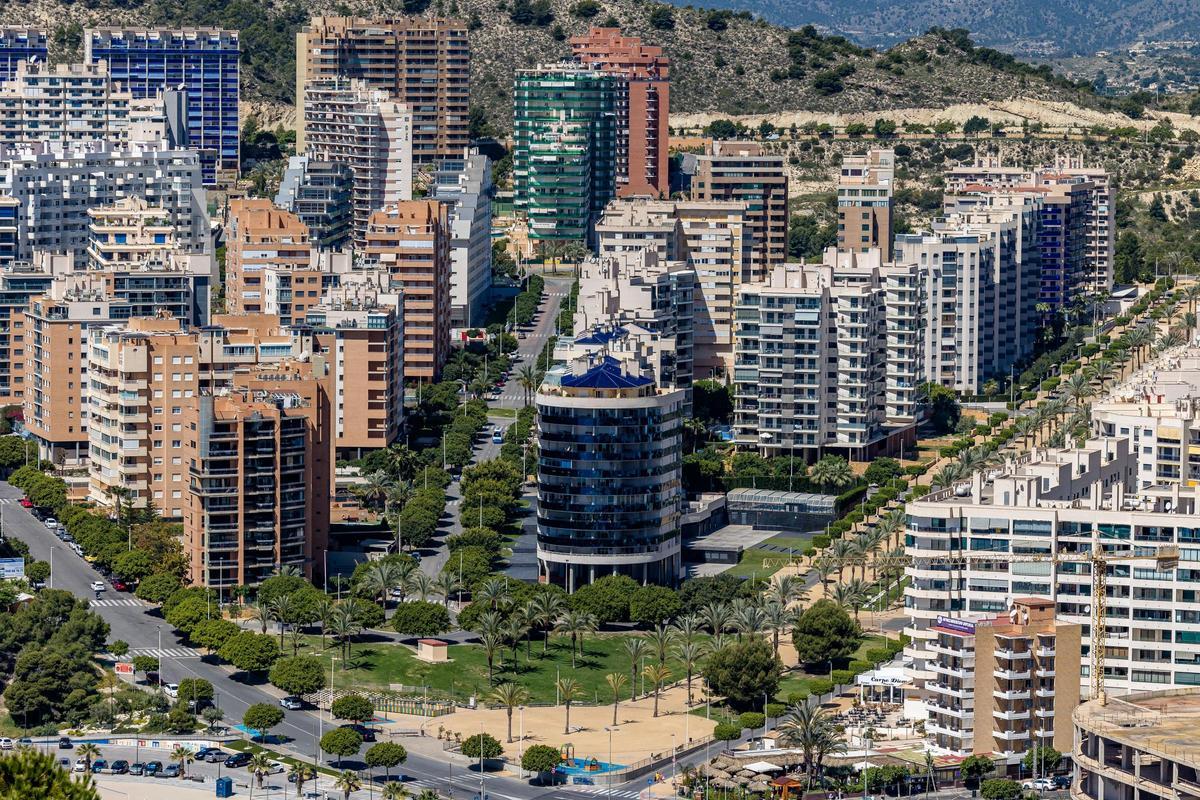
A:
[[129, 646, 202, 659], [566, 787, 641, 798], [0, 497, 19, 504], [90, 597, 148, 608]]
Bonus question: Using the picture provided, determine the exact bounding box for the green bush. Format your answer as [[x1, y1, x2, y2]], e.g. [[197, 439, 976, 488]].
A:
[[712, 722, 742, 741], [832, 669, 855, 685], [785, 691, 809, 705], [739, 712, 765, 730], [848, 660, 871, 674], [812, 534, 831, 550], [765, 703, 786, 719], [865, 647, 891, 663]]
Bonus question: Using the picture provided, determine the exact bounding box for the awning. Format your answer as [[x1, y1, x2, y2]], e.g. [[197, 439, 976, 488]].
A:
[[744, 762, 783, 774]]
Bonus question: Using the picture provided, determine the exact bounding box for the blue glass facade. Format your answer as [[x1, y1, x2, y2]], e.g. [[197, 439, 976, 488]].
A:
[[0, 28, 47, 83], [86, 28, 239, 185]]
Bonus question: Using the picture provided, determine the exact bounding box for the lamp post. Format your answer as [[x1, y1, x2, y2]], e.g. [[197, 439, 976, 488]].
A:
[[518, 706, 525, 777], [604, 727, 617, 800]]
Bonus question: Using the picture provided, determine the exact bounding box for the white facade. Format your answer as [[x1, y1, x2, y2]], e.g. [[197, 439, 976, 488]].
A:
[[430, 148, 492, 328]]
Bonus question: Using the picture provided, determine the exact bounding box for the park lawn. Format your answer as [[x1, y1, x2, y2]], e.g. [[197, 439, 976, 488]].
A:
[[309, 632, 706, 706], [723, 531, 815, 579]]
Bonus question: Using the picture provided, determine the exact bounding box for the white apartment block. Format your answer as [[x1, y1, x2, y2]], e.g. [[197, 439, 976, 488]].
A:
[[430, 148, 492, 328], [731, 250, 918, 461], [904, 435, 1200, 701], [0, 140, 209, 268], [595, 197, 748, 377], [302, 79, 413, 247]]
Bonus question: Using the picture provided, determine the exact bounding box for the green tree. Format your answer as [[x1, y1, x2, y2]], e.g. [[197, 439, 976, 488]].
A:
[[1022, 746, 1062, 775], [629, 585, 682, 627], [269, 655, 327, 697], [960, 754, 995, 787], [218, 631, 279, 673], [522, 744, 562, 783], [112, 550, 154, 582], [569, 574, 639, 623], [175, 678, 214, 708], [701, 639, 782, 710], [980, 779, 1021, 800], [713, 722, 742, 741], [963, 115, 990, 135], [189, 619, 241, 652], [132, 655, 158, 674], [331, 693, 374, 723], [242, 703, 285, 742], [364, 741, 408, 782], [792, 599, 862, 667], [647, 6, 675, 29], [391, 600, 451, 636], [863, 458, 903, 486], [0, 748, 101, 799], [920, 382, 961, 434], [321, 727, 364, 766], [135, 573, 181, 604], [461, 732, 503, 760]]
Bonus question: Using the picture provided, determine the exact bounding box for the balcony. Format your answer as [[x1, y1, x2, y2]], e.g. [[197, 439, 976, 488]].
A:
[[994, 667, 1032, 680], [1036, 645, 1056, 658], [1036, 666, 1056, 678], [993, 708, 1031, 722], [1035, 687, 1055, 698], [993, 728, 1031, 741], [994, 688, 1032, 701]]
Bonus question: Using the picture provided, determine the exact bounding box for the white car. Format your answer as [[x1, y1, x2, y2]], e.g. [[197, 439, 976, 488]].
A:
[[264, 760, 286, 774], [1023, 779, 1055, 792], [44, 517, 58, 529], [0, 738, 12, 751], [72, 759, 88, 773], [89, 581, 106, 592], [162, 683, 179, 698], [279, 696, 303, 710]]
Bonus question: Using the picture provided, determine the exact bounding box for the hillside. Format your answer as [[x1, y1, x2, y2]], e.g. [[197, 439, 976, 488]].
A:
[[6, 0, 1110, 132], [663, 0, 1200, 58]]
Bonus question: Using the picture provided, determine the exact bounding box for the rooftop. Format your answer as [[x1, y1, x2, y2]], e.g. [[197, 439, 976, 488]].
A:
[[560, 354, 653, 390], [1075, 689, 1200, 767]]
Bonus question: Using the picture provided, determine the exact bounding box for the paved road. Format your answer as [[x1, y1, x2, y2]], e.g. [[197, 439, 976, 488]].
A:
[[493, 276, 572, 409]]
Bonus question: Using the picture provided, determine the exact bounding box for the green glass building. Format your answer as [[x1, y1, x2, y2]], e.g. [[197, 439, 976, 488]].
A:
[[513, 65, 618, 243]]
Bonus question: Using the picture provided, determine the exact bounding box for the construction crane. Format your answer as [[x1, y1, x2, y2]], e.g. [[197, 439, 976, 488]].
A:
[[767, 542, 1180, 705]]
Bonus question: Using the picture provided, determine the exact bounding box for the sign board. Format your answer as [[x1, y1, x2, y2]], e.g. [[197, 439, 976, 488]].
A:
[[0, 558, 24, 580], [935, 615, 976, 635], [114, 662, 134, 675]]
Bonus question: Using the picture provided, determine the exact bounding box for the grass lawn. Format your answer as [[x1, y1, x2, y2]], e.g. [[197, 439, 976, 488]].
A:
[[723, 531, 815, 579], [226, 739, 340, 778], [774, 634, 890, 702], [307, 632, 707, 706]]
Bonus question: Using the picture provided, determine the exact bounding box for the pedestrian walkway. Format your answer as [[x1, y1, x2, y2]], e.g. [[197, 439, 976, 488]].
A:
[[91, 597, 149, 608], [129, 646, 202, 659], [564, 787, 642, 798]]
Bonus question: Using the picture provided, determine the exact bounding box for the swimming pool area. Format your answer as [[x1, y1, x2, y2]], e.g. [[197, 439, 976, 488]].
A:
[[555, 757, 625, 776]]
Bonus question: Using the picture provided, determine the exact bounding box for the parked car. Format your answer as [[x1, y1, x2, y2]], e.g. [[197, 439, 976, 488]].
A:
[[279, 696, 303, 710], [18, 497, 31, 508], [90, 759, 108, 774], [58, 758, 71, 769], [263, 760, 286, 775], [1023, 779, 1056, 792], [203, 749, 228, 763], [339, 723, 376, 742], [0, 738, 12, 751], [224, 752, 252, 768], [111, 579, 129, 592], [1053, 776, 1072, 790], [89, 581, 106, 592], [491, 430, 504, 444], [160, 764, 180, 778], [72, 759, 88, 773], [129, 763, 145, 776], [110, 760, 129, 774], [144, 760, 163, 776], [58, 737, 72, 749], [162, 682, 179, 698], [44, 517, 57, 529]]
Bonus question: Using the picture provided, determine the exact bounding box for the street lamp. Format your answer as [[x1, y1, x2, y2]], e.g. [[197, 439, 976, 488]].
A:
[[604, 727, 617, 800], [518, 706, 525, 777]]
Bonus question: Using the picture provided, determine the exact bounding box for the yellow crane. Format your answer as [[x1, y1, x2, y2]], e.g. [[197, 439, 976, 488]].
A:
[[769, 543, 1181, 705]]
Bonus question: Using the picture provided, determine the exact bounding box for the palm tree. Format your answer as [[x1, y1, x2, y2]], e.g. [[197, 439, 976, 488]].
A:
[[648, 623, 677, 665], [642, 663, 672, 718], [481, 629, 504, 683], [768, 575, 802, 606], [1063, 371, 1094, 410], [828, 538, 855, 582], [248, 601, 271, 634], [335, 769, 363, 800], [384, 784, 413, 800], [557, 676, 583, 734], [405, 571, 435, 603], [845, 578, 871, 622], [1013, 415, 1036, 449], [290, 763, 316, 796], [363, 560, 403, 605], [671, 614, 703, 644], [356, 470, 394, 514], [505, 615, 527, 665], [555, 609, 597, 668], [516, 364, 539, 407], [673, 640, 704, 706], [1157, 328, 1187, 353], [532, 592, 566, 653], [776, 704, 845, 789], [814, 556, 836, 598], [931, 462, 967, 490], [762, 602, 792, 657], [699, 601, 732, 636], [606, 672, 627, 725], [433, 572, 461, 608], [489, 682, 530, 743], [325, 603, 361, 660], [732, 603, 769, 642], [315, 594, 336, 651], [76, 743, 101, 771], [475, 577, 511, 611], [809, 455, 854, 493], [624, 637, 649, 698], [386, 443, 421, 482], [248, 752, 274, 790], [170, 745, 194, 778], [270, 594, 295, 649]]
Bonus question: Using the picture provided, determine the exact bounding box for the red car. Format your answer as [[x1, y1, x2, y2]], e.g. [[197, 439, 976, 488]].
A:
[[18, 497, 32, 508], [111, 579, 129, 592]]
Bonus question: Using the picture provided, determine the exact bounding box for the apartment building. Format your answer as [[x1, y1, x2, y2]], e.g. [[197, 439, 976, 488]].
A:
[[225, 199, 315, 319], [569, 27, 669, 198], [921, 599, 1081, 761], [0, 141, 209, 269], [86, 315, 302, 519], [0, 254, 64, 403], [0, 61, 138, 146], [87, 198, 179, 270], [86, 28, 239, 184], [1074, 689, 1200, 800], [363, 201, 451, 381], [296, 16, 469, 163], [184, 362, 332, 593], [0, 28, 47, 82], [732, 251, 918, 462], [536, 349, 685, 590], [564, 249, 694, 402], [513, 64, 618, 243], [838, 149, 895, 259], [429, 148, 492, 328], [275, 156, 354, 251], [306, 273, 405, 458], [689, 141, 788, 282], [301, 80, 413, 247], [595, 197, 749, 376], [904, 435, 1200, 699]]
